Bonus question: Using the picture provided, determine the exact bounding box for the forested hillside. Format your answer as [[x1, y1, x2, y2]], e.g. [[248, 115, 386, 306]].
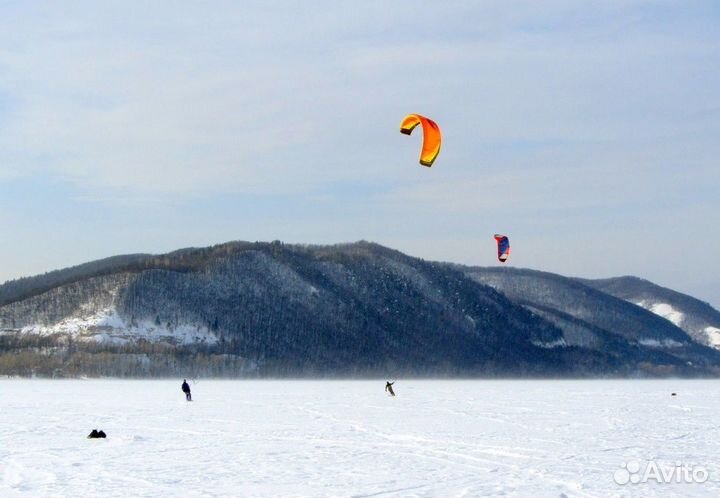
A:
[[1, 241, 719, 377]]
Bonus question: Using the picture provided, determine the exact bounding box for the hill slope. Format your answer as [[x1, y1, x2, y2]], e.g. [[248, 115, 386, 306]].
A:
[[1, 241, 718, 377], [578, 276, 720, 348], [463, 266, 720, 372]]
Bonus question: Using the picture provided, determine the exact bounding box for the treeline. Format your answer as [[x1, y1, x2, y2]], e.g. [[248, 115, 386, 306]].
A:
[[1, 336, 709, 378], [0, 335, 640, 378], [0, 335, 256, 378]]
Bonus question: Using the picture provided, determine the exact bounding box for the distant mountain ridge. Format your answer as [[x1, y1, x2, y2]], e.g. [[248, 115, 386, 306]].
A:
[[1, 241, 718, 377], [464, 266, 720, 371], [577, 276, 720, 348]]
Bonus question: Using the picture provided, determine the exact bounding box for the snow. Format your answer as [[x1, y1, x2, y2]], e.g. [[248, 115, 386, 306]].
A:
[[705, 326, 720, 348], [635, 301, 685, 327], [531, 338, 567, 349], [8, 308, 218, 346], [637, 338, 684, 348], [1, 379, 718, 498]]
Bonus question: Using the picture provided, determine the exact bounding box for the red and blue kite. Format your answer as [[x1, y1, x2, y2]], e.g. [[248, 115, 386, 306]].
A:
[[494, 234, 510, 263]]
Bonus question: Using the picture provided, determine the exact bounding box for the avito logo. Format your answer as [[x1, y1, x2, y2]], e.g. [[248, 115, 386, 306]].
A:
[[614, 460, 709, 485]]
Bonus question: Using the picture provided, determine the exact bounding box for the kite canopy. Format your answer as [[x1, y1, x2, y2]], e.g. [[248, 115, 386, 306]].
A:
[[400, 114, 442, 167], [494, 234, 510, 263]]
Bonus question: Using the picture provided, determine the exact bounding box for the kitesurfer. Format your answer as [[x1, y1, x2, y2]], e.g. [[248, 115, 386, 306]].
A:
[[182, 379, 192, 401]]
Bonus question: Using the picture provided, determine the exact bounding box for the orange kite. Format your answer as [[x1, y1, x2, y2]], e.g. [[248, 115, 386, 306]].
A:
[[400, 114, 442, 167]]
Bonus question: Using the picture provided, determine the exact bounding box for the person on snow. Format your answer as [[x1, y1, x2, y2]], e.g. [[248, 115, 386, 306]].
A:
[[88, 429, 107, 439], [385, 381, 396, 397], [182, 379, 192, 401]]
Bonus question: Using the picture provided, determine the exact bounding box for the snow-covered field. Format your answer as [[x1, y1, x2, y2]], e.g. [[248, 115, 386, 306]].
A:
[[1, 380, 718, 498]]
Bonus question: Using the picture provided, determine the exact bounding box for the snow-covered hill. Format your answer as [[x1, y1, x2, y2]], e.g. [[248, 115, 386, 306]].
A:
[[0, 242, 576, 377], [0, 273, 217, 346], [1, 241, 719, 377], [579, 276, 720, 350]]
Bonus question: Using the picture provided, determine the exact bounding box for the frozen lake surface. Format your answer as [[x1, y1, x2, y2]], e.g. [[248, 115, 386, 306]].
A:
[[1, 379, 718, 498]]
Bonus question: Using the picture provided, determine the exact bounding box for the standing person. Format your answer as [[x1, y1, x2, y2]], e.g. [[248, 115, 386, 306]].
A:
[[181, 379, 192, 401], [385, 381, 395, 397]]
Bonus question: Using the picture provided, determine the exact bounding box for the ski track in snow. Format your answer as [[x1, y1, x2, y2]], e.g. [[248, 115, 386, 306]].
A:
[[0, 380, 718, 498]]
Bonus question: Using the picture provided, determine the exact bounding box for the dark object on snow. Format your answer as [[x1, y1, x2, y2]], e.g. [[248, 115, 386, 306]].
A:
[[671, 393, 677, 396], [385, 381, 395, 397], [88, 429, 107, 439], [182, 379, 192, 401]]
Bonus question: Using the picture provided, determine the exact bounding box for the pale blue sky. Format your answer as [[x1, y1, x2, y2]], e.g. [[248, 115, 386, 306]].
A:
[[1, 1, 719, 306]]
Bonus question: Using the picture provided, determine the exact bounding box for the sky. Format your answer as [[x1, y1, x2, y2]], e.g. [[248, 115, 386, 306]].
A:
[[0, 1, 718, 307]]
